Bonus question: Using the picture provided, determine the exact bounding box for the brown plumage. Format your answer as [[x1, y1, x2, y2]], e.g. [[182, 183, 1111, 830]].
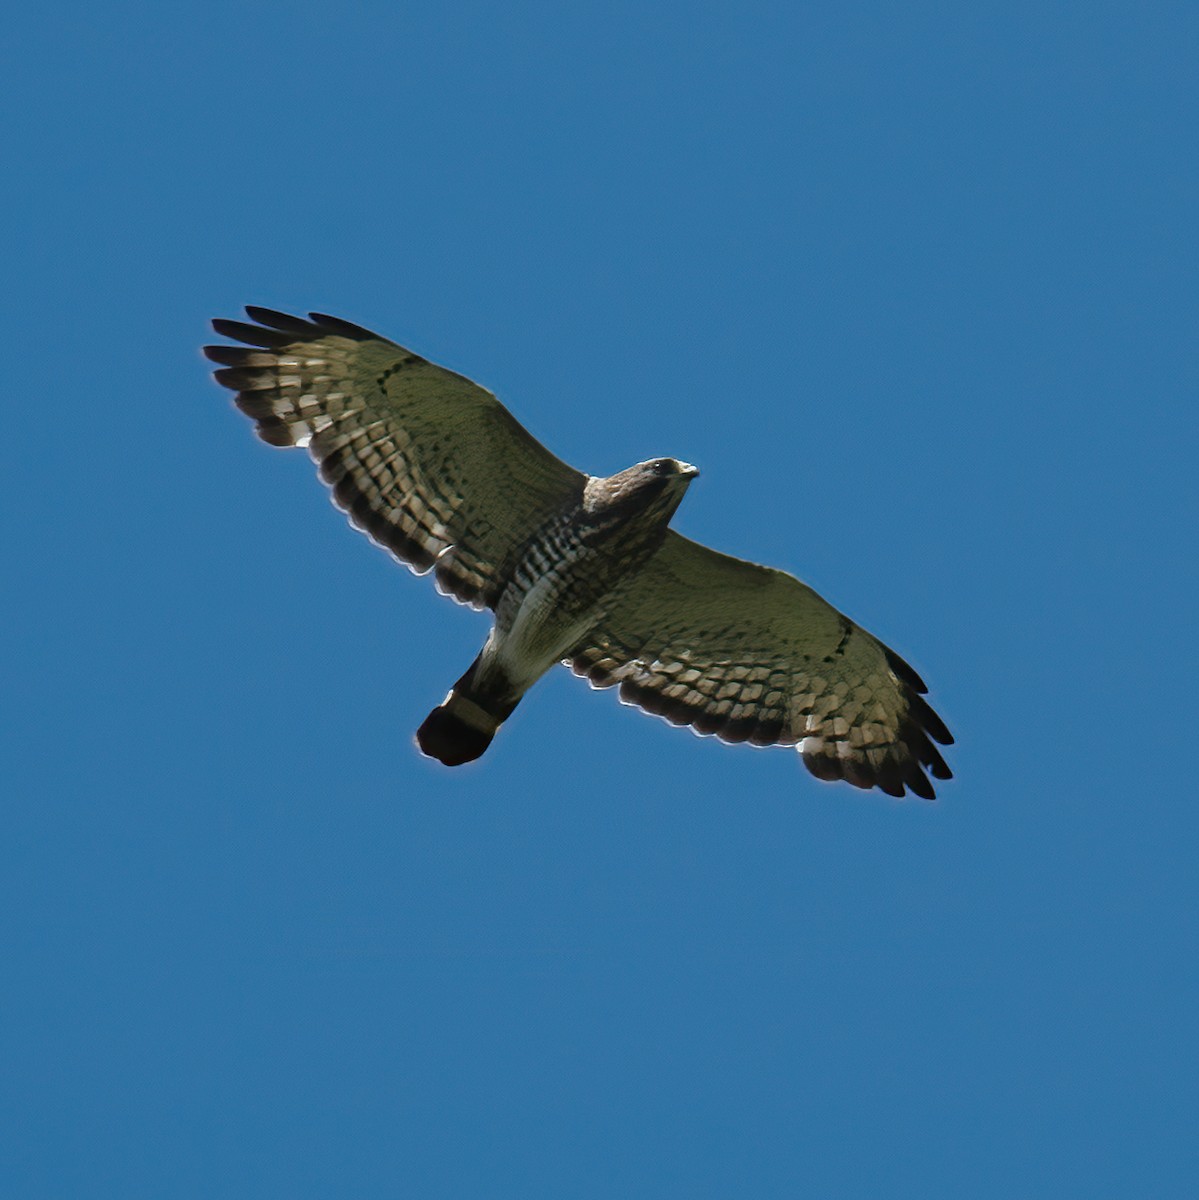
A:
[[206, 307, 953, 798]]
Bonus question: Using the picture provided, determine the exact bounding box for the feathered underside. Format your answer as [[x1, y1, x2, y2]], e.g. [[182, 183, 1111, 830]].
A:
[[204, 307, 584, 611], [207, 307, 953, 798], [568, 532, 953, 798]]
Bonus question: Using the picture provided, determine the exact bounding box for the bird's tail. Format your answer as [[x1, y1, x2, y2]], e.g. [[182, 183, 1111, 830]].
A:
[[416, 657, 520, 767]]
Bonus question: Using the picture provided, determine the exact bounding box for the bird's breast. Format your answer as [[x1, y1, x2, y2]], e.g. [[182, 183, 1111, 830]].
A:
[[492, 514, 663, 688]]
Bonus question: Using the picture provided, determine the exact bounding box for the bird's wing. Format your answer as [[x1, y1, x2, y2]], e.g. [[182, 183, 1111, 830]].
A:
[[567, 531, 953, 798], [205, 308, 584, 610]]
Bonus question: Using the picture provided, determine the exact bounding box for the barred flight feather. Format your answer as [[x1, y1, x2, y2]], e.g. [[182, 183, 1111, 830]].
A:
[[205, 307, 584, 610], [566, 532, 952, 798], [208, 307, 953, 799]]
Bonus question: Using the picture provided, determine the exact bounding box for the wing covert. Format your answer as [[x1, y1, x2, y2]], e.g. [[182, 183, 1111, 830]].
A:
[[567, 532, 953, 798], [205, 307, 584, 609]]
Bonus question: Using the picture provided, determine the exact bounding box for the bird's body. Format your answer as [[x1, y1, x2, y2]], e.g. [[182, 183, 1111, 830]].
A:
[[206, 308, 953, 798], [419, 458, 697, 764]]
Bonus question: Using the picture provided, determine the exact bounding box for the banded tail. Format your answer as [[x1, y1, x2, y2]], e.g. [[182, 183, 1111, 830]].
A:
[[416, 658, 520, 766]]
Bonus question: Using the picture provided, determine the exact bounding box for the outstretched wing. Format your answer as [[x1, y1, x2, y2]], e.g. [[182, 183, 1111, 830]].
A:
[[205, 308, 584, 609], [568, 532, 953, 798]]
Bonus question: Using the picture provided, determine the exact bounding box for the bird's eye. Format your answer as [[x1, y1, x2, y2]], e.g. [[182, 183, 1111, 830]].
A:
[[653, 459, 671, 475]]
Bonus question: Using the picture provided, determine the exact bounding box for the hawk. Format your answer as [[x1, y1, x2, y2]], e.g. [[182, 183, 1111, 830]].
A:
[[206, 308, 953, 798]]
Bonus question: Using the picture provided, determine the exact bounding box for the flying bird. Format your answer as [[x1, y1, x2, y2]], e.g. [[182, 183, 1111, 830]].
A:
[[205, 308, 953, 798]]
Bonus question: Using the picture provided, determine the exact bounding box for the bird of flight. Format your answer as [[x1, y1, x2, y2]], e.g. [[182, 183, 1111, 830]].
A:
[[206, 308, 953, 798]]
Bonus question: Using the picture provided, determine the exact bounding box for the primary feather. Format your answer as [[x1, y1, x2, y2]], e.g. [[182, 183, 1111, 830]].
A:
[[206, 308, 953, 798]]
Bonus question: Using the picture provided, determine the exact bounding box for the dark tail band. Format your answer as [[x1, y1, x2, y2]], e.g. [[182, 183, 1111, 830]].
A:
[[415, 658, 519, 767], [417, 695, 500, 766]]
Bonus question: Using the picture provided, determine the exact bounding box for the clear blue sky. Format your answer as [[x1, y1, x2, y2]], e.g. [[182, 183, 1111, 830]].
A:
[[5, 2, 1196, 1196]]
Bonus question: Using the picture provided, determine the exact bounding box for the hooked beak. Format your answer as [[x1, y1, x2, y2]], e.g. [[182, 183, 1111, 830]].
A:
[[678, 461, 700, 479]]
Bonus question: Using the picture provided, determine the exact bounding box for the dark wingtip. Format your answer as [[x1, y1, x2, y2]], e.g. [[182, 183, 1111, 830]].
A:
[[905, 769, 937, 801], [244, 306, 319, 335], [209, 308, 384, 347], [884, 645, 928, 693], [308, 312, 377, 340], [930, 759, 954, 782], [210, 317, 295, 347], [909, 692, 953, 746]]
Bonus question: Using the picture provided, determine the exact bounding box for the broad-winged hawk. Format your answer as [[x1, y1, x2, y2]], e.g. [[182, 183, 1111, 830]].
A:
[[206, 308, 953, 798]]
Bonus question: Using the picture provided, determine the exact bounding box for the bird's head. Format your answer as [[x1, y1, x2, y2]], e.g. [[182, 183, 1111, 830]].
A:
[[646, 456, 701, 482], [585, 457, 700, 523]]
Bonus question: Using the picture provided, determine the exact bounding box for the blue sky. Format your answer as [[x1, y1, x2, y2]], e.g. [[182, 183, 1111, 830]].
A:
[[4, 1, 1196, 1195]]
